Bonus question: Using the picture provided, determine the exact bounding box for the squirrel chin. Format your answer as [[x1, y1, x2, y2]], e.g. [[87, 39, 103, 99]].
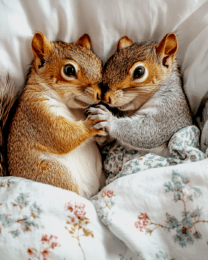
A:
[[74, 97, 90, 108], [118, 100, 134, 110]]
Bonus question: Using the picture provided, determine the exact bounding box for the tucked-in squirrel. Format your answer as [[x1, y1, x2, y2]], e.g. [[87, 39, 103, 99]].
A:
[[7, 32, 106, 198], [89, 33, 192, 157]]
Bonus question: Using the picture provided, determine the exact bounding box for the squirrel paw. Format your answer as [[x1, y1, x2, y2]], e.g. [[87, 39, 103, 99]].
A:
[[87, 105, 114, 132], [85, 116, 107, 136]]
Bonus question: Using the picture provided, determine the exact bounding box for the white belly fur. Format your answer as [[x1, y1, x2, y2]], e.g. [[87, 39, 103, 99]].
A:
[[43, 94, 104, 199], [42, 139, 103, 199]]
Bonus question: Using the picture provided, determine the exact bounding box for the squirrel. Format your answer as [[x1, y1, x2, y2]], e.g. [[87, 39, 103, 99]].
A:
[[7, 32, 106, 199], [88, 33, 193, 157]]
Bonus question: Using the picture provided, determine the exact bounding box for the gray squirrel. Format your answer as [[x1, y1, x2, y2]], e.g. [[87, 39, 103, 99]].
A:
[[89, 33, 193, 157]]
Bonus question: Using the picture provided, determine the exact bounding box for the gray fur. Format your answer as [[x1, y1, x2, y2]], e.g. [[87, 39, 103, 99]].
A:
[[89, 64, 192, 151], [109, 66, 192, 149]]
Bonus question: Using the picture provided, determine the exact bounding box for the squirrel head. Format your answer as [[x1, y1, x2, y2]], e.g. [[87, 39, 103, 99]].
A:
[[29, 32, 102, 109], [102, 33, 178, 111]]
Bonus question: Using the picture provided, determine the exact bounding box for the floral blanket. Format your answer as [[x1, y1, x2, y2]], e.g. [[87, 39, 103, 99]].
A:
[[91, 125, 208, 260], [0, 177, 137, 260], [0, 126, 208, 260], [91, 158, 208, 260], [102, 126, 206, 184]]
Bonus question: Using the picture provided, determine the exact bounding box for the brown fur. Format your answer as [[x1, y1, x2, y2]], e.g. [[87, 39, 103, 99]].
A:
[[7, 33, 105, 196], [117, 36, 133, 50]]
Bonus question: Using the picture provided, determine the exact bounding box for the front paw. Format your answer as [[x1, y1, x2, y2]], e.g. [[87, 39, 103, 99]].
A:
[[87, 105, 114, 132], [84, 116, 107, 136]]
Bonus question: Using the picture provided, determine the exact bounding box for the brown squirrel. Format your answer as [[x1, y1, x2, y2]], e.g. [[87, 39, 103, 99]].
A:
[[88, 33, 193, 157], [7, 32, 106, 199]]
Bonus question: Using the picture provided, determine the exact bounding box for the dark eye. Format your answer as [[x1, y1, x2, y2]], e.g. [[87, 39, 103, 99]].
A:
[[64, 64, 76, 77], [133, 66, 145, 79]]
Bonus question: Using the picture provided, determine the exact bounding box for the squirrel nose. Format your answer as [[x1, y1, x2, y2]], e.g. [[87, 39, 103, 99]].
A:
[[96, 92, 101, 100], [94, 87, 102, 101], [103, 92, 112, 105], [106, 96, 111, 104]]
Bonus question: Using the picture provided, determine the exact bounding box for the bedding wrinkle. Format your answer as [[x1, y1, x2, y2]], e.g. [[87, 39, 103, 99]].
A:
[[51, 2, 68, 41], [19, 0, 50, 35]]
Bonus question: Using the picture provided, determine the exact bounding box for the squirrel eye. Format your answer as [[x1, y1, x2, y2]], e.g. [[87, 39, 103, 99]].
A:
[[61, 61, 79, 81], [64, 64, 76, 77], [129, 63, 148, 83], [133, 66, 145, 79]]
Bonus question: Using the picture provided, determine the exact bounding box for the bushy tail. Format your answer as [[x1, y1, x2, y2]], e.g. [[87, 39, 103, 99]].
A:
[[0, 77, 18, 176]]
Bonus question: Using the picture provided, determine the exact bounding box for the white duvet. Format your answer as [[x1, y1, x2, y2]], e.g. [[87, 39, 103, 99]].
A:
[[0, 0, 208, 260]]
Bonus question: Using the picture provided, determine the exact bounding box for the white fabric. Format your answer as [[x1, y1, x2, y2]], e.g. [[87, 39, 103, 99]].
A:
[[0, 0, 208, 114], [0, 177, 137, 260], [91, 158, 208, 260]]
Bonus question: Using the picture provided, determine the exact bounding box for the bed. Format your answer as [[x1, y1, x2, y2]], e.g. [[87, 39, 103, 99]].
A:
[[0, 1, 208, 259]]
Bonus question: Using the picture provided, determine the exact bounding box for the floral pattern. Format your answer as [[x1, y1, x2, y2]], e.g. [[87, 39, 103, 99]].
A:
[[65, 201, 94, 260], [119, 245, 144, 260], [1, 133, 208, 260], [0, 192, 42, 237], [134, 213, 150, 232], [27, 234, 60, 260], [155, 251, 174, 260], [103, 126, 205, 184], [135, 170, 208, 247], [91, 189, 116, 226], [0, 176, 139, 260], [0, 178, 15, 188]]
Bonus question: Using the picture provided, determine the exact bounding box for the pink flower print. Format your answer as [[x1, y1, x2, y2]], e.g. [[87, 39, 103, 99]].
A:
[[49, 235, 57, 241], [41, 249, 50, 260], [27, 248, 36, 257], [135, 213, 150, 232], [135, 220, 147, 232], [74, 203, 86, 219], [68, 215, 75, 223], [135, 221, 140, 229], [27, 234, 60, 260], [51, 241, 59, 249], [41, 234, 51, 244], [75, 202, 85, 211], [65, 201, 93, 260], [65, 202, 74, 212], [103, 189, 114, 198], [41, 234, 58, 244]]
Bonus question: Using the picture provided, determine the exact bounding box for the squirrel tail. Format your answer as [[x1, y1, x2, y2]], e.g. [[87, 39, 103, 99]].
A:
[[0, 77, 18, 176]]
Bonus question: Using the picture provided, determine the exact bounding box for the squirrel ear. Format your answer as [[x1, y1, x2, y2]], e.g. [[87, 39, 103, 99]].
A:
[[117, 36, 133, 50], [156, 33, 178, 68], [31, 32, 52, 61], [77, 34, 92, 50]]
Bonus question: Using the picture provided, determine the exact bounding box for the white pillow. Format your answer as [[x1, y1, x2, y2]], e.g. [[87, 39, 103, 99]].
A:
[[0, 0, 207, 115]]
